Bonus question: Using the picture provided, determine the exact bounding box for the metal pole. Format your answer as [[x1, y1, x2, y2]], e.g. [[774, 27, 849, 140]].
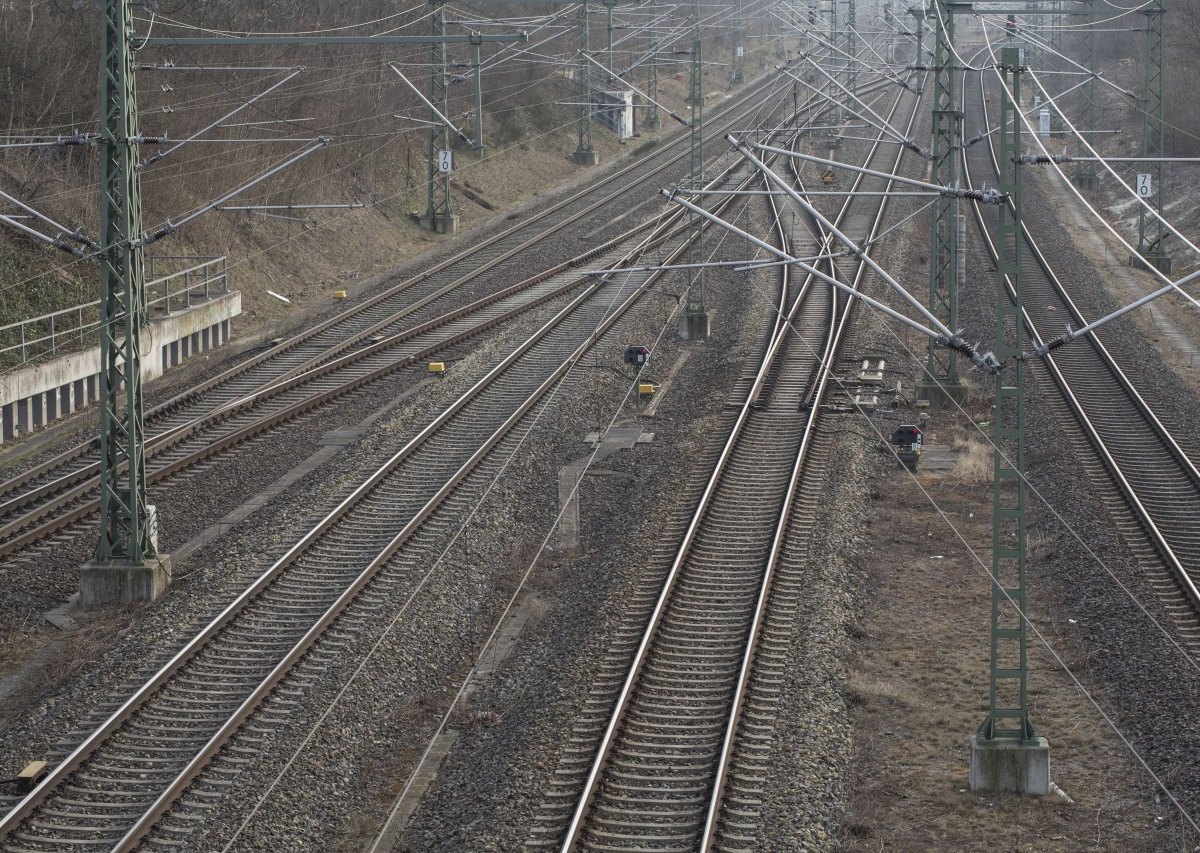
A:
[[646, 0, 660, 128], [847, 0, 857, 100], [910, 7, 925, 87], [423, 0, 456, 233], [731, 0, 745, 84], [884, 0, 896, 63], [829, 0, 840, 120], [1073, 0, 1097, 188], [1050, 0, 1062, 54], [474, 38, 485, 155], [923, 0, 965, 398], [683, 0, 707, 338], [575, 2, 597, 163], [979, 44, 1037, 747], [1135, 0, 1169, 272], [94, 0, 154, 565], [606, 0, 615, 72]]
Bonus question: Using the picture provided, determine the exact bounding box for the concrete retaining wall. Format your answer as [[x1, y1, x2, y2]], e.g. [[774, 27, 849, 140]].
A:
[[0, 291, 241, 443]]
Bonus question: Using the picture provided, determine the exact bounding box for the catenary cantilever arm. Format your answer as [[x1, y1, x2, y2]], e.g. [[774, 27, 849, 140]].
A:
[[727, 133, 992, 361]]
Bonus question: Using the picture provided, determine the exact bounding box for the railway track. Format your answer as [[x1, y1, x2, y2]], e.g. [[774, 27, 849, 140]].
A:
[[525, 69, 924, 851], [0, 78, 821, 850], [0, 206, 695, 564], [707, 71, 931, 852], [0, 73, 796, 518], [0, 74, 888, 572], [962, 50, 1200, 652]]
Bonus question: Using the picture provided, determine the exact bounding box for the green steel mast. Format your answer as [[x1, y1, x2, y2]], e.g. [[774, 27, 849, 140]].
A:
[[423, 0, 456, 233], [682, 0, 707, 338], [1135, 0, 1169, 272], [646, 0, 660, 128], [575, 1, 598, 164], [1073, 0, 1098, 189], [974, 49, 1043, 773], [94, 0, 153, 566], [923, 0, 965, 398], [847, 0, 857, 99], [731, 0, 745, 84]]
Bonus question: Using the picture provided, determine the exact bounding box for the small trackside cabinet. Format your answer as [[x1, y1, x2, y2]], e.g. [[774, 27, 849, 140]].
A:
[[624, 345, 651, 369], [890, 424, 923, 470]]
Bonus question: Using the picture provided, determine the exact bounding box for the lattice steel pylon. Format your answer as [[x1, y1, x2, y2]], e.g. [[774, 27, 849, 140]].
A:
[[846, 0, 857, 99], [884, 0, 896, 63], [1073, 0, 1098, 189], [605, 0, 616, 71], [83, 0, 173, 606], [94, 0, 153, 566], [922, 0, 965, 398], [909, 7, 925, 87], [829, 0, 840, 119], [971, 49, 1048, 796], [1135, 0, 1170, 272], [681, 1, 708, 339], [645, 0, 660, 128], [982, 44, 1035, 745], [423, 0, 456, 233], [731, 0, 746, 83], [574, 1, 599, 164]]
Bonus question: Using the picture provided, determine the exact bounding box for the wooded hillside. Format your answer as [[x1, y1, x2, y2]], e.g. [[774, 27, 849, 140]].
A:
[[0, 2, 742, 338]]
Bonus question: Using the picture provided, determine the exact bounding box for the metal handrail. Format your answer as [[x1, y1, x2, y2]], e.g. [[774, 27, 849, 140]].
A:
[[0, 256, 227, 364]]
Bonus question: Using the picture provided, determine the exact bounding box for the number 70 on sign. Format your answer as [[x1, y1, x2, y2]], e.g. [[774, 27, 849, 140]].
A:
[[1136, 173, 1152, 197]]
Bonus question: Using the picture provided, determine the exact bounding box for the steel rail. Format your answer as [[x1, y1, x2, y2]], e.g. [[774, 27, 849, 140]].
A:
[[0, 208, 674, 849], [368, 90, 823, 852], [557, 196, 817, 853], [0, 199, 704, 560], [0, 78, 894, 554], [111, 236, 711, 853], [699, 143, 841, 853], [0, 74, 893, 559], [701, 72, 926, 851], [961, 62, 1200, 616], [558, 72, 918, 851], [0, 70, 817, 508], [114, 122, 800, 853], [0, 88, 799, 848]]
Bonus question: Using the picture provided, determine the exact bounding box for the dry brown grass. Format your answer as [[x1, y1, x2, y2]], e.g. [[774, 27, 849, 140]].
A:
[[952, 432, 994, 484], [839, 408, 1178, 851], [1029, 529, 1059, 562], [0, 606, 144, 730], [0, 618, 57, 683], [526, 593, 549, 627]]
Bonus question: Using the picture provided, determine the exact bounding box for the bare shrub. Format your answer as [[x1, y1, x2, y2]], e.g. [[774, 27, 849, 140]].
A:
[[952, 434, 993, 483]]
